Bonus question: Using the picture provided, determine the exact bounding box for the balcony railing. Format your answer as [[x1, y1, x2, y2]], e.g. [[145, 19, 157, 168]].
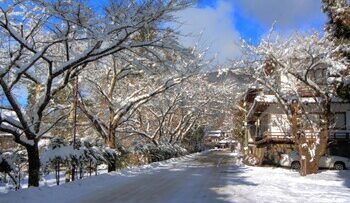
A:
[[329, 132, 350, 140], [254, 130, 350, 142]]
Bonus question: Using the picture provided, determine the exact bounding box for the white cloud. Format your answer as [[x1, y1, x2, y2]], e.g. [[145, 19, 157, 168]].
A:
[[174, 0, 326, 64], [236, 0, 325, 29], [175, 1, 241, 64]]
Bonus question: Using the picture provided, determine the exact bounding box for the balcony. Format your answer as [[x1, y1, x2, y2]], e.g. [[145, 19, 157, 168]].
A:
[[329, 132, 350, 140], [255, 132, 294, 145], [254, 130, 350, 146]]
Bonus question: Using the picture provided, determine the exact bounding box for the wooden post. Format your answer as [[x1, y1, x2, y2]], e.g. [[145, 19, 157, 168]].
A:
[[71, 76, 78, 181]]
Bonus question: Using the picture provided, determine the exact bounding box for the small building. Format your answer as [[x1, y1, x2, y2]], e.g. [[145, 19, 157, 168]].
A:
[[203, 130, 225, 148], [241, 65, 350, 165], [203, 130, 235, 149], [218, 138, 237, 149], [0, 133, 17, 151]]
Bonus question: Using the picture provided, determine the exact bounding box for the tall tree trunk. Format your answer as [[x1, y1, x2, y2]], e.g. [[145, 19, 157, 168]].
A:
[[107, 128, 117, 172], [293, 100, 331, 176], [56, 161, 60, 185], [71, 76, 79, 182], [297, 139, 319, 176], [302, 101, 332, 175], [318, 101, 331, 157], [26, 143, 40, 187], [304, 100, 332, 175], [79, 164, 83, 179], [89, 160, 92, 177], [290, 102, 318, 176]]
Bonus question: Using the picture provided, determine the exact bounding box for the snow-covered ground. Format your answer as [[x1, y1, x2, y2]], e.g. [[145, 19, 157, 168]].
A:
[[1, 150, 350, 203], [0, 168, 108, 194], [215, 163, 350, 203]]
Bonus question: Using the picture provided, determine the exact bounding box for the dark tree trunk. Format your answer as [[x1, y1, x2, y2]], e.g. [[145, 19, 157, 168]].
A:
[[290, 101, 316, 175], [26, 143, 40, 187], [89, 160, 92, 177], [79, 164, 83, 179], [293, 100, 331, 176], [71, 165, 76, 181], [107, 129, 117, 172], [18, 170, 21, 189], [318, 101, 332, 157], [56, 161, 60, 185], [108, 160, 116, 172]]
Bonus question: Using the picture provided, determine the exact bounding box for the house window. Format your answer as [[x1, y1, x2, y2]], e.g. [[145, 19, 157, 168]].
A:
[[334, 113, 346, 130]]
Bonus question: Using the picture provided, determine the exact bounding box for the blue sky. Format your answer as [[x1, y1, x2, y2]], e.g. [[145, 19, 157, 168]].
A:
[[176, 0, 327, 64], [87, 0, 326, 64]]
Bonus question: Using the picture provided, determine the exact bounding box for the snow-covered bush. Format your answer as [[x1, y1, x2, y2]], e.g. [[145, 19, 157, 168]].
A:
[[41, 138, 74, 168], [146, 144, 188, 162], [40, 137, 121, 182], [0, 151, 23, 189], [0, 152, 16, 175], [127, 143, 149, 165]]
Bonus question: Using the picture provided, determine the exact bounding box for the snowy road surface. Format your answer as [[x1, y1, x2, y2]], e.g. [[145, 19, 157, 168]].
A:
[[1, 150, 350, 203], [78, 150, 238, 203]]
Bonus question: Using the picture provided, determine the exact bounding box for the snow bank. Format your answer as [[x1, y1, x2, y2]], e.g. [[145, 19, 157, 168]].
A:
[[212, 165, 350, 203], [2, 150, 349, 203], [0, 151, 207, 203]]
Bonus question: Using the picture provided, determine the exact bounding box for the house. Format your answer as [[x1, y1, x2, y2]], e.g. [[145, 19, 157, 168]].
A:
[[242, 75, 350, 165], [218, 138, 237, 149], [0, 133, 17, 151], [203, 130, 226, 148]]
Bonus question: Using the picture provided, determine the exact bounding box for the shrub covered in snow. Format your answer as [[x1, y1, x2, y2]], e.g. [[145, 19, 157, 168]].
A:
[[128, 143, 188, 163], [40, 137, 121, 182], [146, 144, 188, 162], [0, 152, 16, 174], [0, 150, 26, 189]]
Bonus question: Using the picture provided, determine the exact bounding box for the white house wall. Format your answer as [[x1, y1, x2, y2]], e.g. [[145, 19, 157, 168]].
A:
[[256, 102, 350, 135]]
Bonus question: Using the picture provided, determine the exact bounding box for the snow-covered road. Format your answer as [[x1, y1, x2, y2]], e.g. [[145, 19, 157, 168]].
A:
[[1, 150, 350, 203], [78, 150, 239, 203]]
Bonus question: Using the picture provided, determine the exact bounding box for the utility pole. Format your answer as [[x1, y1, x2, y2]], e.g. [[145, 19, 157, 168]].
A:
[[71, 76, 78, 181]]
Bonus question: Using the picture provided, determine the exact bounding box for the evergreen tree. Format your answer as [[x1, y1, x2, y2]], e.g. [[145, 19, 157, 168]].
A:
[[323, 0, 350, 99]]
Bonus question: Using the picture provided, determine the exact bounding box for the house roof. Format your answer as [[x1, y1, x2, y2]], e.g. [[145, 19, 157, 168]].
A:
[[0, 133, 12, 137], [218, 139, 236, 144], [247, 94, 350, 123], [255, 95, 349, 104], [205, 133, 221, 137]]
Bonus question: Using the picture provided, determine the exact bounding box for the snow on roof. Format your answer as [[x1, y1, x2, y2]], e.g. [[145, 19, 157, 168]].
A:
[[218, 139, 237, 144], [208, 130, 222, 133], [205, 130, 223, 137], [206, 133, 221, 137], [255, 95, 349, 104], [255, 95, 277, 103]]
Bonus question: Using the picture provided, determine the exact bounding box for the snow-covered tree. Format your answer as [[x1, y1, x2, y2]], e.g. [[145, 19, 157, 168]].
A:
[[322, 0, 350, 98], [78, 41, 205, 171], [0, 0, 192, 186], [237, 32, 348, 175]]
